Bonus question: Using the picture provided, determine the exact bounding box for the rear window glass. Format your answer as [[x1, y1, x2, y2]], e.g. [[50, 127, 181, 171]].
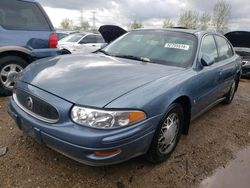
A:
[[0, 0, 51, 31]]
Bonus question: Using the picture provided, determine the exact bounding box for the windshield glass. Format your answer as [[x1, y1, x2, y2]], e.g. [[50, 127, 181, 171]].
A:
[[103, 30, 197, 67], [59, 33, 85, 42]]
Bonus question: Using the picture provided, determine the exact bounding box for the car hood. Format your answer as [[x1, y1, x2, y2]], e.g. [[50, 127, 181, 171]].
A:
[[20, 54, 184, 107], [225, 31, 250, 48], [99, 25, 127, 43]]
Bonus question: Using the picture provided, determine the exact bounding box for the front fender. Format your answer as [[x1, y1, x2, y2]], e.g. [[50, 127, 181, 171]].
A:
[[105, 70, 196, 118]]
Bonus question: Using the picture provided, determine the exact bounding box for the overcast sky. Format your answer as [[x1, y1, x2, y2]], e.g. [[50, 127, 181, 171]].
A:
[[37, 0, 250, 31]]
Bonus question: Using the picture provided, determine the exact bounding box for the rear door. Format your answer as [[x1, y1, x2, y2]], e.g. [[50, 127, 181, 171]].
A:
[[0, 0, 54, 49], [214, 35, 237, 96]]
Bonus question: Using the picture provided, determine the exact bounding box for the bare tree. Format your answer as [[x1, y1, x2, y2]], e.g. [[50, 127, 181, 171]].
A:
[[130, 21, 143, 30], [60, 18, 74, 30], [213, 0, 231, 33], [162, 18, 174, 28], [199, 12, 211, 30], [178, 11, 199, 29]]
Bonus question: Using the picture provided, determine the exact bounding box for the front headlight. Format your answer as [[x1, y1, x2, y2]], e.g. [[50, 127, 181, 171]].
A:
[[71, 106, 146, 129]]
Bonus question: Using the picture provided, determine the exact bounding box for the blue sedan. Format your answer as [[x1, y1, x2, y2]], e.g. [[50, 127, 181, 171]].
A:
[[8, 27, 242, 166]]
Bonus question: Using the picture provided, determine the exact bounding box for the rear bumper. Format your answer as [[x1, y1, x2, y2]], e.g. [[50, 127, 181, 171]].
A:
[[8, 83, 161, 166], [31, 48, 61, 60]]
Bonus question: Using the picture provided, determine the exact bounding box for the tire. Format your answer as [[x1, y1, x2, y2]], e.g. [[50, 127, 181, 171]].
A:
[[222, 79, 237, 104], [146, 103, 184, 164], [61, 49, 71, 55], [0, 56, 28, 96]]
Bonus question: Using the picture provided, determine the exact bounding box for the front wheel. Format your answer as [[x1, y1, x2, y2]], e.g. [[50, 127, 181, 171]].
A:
[[0, 56, 28, 96], [146, 103, 184, 164]]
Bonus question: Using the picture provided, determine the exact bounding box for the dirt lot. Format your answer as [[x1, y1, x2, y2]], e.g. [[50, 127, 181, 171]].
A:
[[0, 80, 250, 188]]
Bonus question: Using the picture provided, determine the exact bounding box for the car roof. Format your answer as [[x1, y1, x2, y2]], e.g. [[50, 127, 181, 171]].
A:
[[132, 28, 219, 37]]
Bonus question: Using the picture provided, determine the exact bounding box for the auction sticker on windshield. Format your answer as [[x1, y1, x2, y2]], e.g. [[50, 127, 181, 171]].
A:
[[164, 43, 190, 50]]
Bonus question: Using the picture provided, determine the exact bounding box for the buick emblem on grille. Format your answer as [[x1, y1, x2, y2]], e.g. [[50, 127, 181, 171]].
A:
[[26, 96, 33, 110]]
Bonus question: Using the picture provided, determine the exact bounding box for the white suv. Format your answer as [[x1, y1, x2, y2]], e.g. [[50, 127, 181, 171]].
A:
[[58, 33, 105, 54]]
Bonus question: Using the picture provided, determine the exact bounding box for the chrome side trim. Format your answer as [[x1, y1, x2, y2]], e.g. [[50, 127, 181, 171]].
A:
[[13, 92, 59, 124]]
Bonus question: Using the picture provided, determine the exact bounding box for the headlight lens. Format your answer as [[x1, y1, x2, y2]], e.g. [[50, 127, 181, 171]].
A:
[[71, 106, 146, 129]]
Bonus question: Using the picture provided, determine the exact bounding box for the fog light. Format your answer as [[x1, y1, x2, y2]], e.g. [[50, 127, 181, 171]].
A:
[[95, 148, 122, 156]]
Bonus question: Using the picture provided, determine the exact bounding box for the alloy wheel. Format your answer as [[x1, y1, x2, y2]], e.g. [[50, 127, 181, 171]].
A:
[[158, 113, 180, 154], [0, 64, 23, 90]]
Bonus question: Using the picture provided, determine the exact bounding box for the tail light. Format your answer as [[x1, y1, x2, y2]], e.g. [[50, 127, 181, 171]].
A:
[[49, 33, 58, 48]]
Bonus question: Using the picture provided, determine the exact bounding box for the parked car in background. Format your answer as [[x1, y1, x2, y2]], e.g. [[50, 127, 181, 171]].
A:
[[0, 0, 60, 96], [56, 32, 69, 40], [225, 31, 250, 78], [58, 33, 105, 54], [8, 27, 242, 166], [56, 30, 80, 41]]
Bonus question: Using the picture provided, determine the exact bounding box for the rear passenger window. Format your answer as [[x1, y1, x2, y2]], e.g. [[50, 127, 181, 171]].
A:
[[215, 36, 234, 61], [96, 36, 105, 43], [200, 35, 219, 61], [0, 0, 51, 31], [80, 35, 97, 43]]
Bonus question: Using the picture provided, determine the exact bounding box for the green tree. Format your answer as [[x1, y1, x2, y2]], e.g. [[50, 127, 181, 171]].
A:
[[130, 21, 143, 30], [80, 21, 90, 31], [199, 12, 211, 30], [60, 18, 73, 30], [162, 18, 174, 28], [213, 0, 231, 33], [178, 11, 199, 29]]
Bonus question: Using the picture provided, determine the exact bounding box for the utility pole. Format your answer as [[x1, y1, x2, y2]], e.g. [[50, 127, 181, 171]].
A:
[[92, 11, 96, 30], [80, 9, 83, 26]]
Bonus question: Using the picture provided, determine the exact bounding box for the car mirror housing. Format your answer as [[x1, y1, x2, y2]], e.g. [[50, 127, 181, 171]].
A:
[[201, 54, 215, 66]]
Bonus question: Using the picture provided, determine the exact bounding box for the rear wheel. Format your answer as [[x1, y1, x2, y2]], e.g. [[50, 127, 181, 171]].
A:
[[0, 56, 28, 96], [146, 103, 184, 164]]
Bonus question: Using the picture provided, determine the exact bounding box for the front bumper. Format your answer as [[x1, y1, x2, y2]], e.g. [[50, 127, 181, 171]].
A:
[[241, 60, 250, 77], [242, 65, 250, 77], [8, 83, 162, 166]]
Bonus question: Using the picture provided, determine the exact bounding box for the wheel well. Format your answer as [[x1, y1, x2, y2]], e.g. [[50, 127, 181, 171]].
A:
[[0, 51, 33, 63], [61, 49, 71, 55], [173, 96, 191, 135]]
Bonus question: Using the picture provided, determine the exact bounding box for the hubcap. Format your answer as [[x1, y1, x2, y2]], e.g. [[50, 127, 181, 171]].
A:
[[0, 64, 23, 90], [229, 81, 236, 101], [158, 113, 179, 154]]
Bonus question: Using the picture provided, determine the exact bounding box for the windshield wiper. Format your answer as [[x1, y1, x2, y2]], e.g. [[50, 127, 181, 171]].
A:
[[114, 55, 151, 62]]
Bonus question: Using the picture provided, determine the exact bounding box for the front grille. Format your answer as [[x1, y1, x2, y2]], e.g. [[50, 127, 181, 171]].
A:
[[13, 89, 59, 123]]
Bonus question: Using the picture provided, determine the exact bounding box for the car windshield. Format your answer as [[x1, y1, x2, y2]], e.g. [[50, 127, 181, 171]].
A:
[[60, 33, 86, 42], [102, 30, 197, 67]]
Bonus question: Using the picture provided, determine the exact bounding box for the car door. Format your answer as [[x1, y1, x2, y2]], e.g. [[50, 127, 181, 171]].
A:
[[193, 34, 221, 114], [214, 35, 238, 96], [78, 35, 98, 54]]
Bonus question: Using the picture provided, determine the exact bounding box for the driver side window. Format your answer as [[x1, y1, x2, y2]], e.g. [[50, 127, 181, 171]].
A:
[[200, 35, 219, 62]]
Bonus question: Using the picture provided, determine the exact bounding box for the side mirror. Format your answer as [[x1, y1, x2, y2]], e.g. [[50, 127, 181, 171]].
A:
[[201, 54, 215, 66]]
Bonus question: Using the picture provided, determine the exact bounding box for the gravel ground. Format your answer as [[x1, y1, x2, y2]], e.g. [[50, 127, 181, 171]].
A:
[[0, 79, 250, 188]]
